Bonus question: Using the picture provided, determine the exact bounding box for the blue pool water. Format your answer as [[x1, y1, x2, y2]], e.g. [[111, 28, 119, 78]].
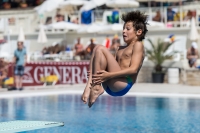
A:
[[0, 95, 200, 133]]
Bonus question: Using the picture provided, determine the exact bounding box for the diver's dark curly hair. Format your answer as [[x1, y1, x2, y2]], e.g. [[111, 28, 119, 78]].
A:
[[121, 10, 148, 41]]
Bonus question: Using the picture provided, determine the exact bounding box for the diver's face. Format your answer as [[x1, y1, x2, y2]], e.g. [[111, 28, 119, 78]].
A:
[[123, 22, 142, 44], [123, 22, 136, 44]]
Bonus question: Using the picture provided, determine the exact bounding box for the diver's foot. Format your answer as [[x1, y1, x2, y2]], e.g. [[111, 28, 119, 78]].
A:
[[81, 85, 91, 104], [88, 85, 104, 108]]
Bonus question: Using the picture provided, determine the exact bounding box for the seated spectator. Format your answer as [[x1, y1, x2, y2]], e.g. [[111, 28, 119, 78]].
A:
[[46, 46, 54, 55], [42, 47, 48, 55], [187, 42, 199, 68], [65, 45, 71, 52], [153, 10, 161, 22], [3, 2, 11, 9], [184, 10, 192, 21], [72, 17, 79, 24], [167, 8, 176, 22], [20, 1, 28, 8], [174, 11, 185, 22], [45, 17, 52, 25], [56, 14, 65, 22], [0, 58, 8, 88], [85, 38, 96, 60], [53, 44, 61, 54]]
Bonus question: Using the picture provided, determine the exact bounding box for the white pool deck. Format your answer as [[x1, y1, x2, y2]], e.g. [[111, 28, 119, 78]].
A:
[[0, 83, 200, 99]]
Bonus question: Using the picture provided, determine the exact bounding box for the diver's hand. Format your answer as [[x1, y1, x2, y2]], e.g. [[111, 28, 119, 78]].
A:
[[92, 70, 110, 85]]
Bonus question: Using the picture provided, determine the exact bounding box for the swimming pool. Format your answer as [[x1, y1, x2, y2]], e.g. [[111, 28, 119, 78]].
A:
[[0, 94, 200, 133]]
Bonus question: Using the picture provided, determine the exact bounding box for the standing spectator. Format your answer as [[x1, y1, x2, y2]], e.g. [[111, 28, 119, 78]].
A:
[[85, 38, 96, 60], [187, 42, 199, 68], [74, 38, 84, 56], [13, 41, 27, 90]]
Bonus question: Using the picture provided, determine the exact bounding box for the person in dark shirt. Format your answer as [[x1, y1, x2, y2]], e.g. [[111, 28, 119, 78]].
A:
[[167, 8, 175, 22]]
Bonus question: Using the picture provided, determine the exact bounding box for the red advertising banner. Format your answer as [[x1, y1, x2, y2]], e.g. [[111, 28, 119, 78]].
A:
[[8, 61, 90, 86]]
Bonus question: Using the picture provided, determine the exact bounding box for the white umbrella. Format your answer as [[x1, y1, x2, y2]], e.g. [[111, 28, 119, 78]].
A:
[[18, 27, 25, 42], [77, 23, 107, 33], [98, 23, 123, 33], [37, 25, 48, 43], [98, 20, 165, 34], [80, 0, 107, 12], [34, 0, 63, 14], [59, 0, 88, 12], [106, 0, 139, 8], [46, 21, 80, 30], [188, 17, 199, 41], [60, 0, 88, 7]]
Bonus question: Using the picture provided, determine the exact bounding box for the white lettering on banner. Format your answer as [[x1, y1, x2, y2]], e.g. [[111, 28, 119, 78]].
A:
[[71, 67, 81, 84], [59, 67, 71, 84], [23, 66, 34, 83], [53, 67, 60, 79], [81, 66, 88, 82], [34, 67, 43, 83], [32, 65, 89, 84], [44, 66, 52, 77]]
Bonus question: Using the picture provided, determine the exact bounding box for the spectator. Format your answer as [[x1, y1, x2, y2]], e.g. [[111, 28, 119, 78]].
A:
[[74, 38, 84, 55], [110, 35, 120, 56], [153, 10, 162, 22], [85, 38, 96, 60], [65, 45, 71, 51], [42, 47, 48, 55], [13, 41, 27, 91], [47, 46, 54, 55], [184, 10, 192, 21], [53, 44, 61, 54], [45, 17, 52, 25], [174, 11, 185, 22], [167, 8, 176, 22], [187, 42, 199, 68], [72, 17, 79, 24], [0, 58, 8, 88], [56, 14, 65, 22]]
